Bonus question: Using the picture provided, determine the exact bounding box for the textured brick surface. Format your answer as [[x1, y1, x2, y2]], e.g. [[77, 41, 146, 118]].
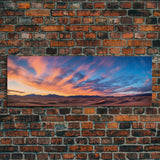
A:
[[0, 0, 160, 159]]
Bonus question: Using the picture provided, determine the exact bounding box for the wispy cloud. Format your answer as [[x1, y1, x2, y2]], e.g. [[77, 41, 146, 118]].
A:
[[7, 56, 152, 97]]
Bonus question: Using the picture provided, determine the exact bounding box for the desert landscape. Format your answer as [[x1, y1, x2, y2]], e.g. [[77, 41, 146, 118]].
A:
[[8, 94, 152, 107], [7, 56, 152, 107]]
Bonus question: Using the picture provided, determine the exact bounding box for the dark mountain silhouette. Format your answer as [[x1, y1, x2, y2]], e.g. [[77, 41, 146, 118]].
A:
[[9, 93, 152, 98]]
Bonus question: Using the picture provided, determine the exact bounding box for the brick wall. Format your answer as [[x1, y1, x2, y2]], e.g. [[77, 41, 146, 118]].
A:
[[0, 0, 160, 159]]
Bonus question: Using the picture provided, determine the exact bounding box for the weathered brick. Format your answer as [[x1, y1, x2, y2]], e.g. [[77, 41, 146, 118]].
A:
[[102, 10, 126, 16], [0, 25, 14, 32], [18, 2, 30, 9], [41, 26, 64, 31], [56, 131, 80, 137], [26, 10, 50, 16], [41, 116, 64, 122], [103, 40, 126, 46], [69, 146, 93, 152], [120, 146, 143, 152], [95, 146, 118, 152], [51, 40, 74, 47], [6, 131, 29, 137], [128, 10, 151, 17], [20, 146, 42, 152], [82, 130, 105, 136], [107, 130, 130, 137]]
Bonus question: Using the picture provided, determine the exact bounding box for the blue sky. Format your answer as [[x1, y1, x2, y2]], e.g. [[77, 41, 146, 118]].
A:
[[8, 56, 152, 96]]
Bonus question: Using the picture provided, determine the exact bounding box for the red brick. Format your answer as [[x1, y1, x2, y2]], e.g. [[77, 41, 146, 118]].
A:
[[103, 40, 126, 46], [25, 10, 50, 16], [76, 153, 87, 159], [69, 146, 93, 152], [107, 130, 130, 137], [107, 122, 118, 129], [82, 122, 93, 129], [41, 26, 64, 31], [41, 116, 64, 122], [102, 10, 126, 16], [77, 40, 100, 46], [95, 123, 105, 129], [47, 109, 58, 114], [0, 25, 14, 32], [37, 154, 48, 160], [58, 48, 70, 55], [115, 115, 138, 121], [146, 2, 157, 8], [56, 131, 80, 137], [141, 115, 160, 122], [95, 146, 118, 152], [77, 10, 101, 16], [85, 33, 96, 39], [82, 130, 105, 136], [44, 3, 55, 9], [127, 40, 151, 46], [66, 25, 89, 31], [70, 17, 81, 24], [153, 85, 160, 91], [1, 138, 12, 144], [68, 122, 80, 129], [47, 33, 58, 39], [16, 25, 39, 32], [51, 138, 62, 144], [101, 153, 112, 159], [71, 48, 82, 55], [6, 131, 29, 137], [110, 48, 120, 54], [140, 25, 160, 31], [51, 40, 74, 47], [90, 25, 114, 31], [120, 2, 131, 9], [13, 138, 24, 145], [50, 154, 60, 159], [0, 10, 24, 16], [63, 154, 74, 159], [18, 2, 30, 9], [145, 146, 160, 151], [31, 131, 53, 137], [95, 3, 105, 9], [52, 10, 75, 16], [114, 153, 125, 159], [146, 123, 156, 129], [110, 33, 120, 39], [84, 108, 95, 114], [123, 33, 134, 39], [83, 17, 93, 24], [32, 17, 43, 24], [154, 10, 160, 16], [57, 2, 67, 9], [132, 123, 144, 129], [20, 146, 42, 152], [43, 123, 54, 129], [66, 115, 88, 121], [153, 70, 160, 77], [135, 48, 146, 54], [122, 48, 133, 54], [16, 123, 28, 129], [134, 18, 144, 24], [58, 18, 68, 24], [0, 146, 18, 152]]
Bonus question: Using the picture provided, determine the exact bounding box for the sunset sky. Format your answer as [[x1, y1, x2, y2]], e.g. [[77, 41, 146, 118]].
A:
[[8, 56, 152, 97]]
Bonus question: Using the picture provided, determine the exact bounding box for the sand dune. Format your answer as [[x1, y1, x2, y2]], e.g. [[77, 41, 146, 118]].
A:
[[8, 95, 152, 107]]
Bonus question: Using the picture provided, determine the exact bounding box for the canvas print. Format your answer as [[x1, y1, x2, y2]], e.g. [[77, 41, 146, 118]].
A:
[[7, 56, 152, 107]]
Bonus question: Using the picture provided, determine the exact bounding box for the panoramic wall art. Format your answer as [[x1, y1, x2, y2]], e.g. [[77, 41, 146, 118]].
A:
[[7, 56, 152, 107]]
